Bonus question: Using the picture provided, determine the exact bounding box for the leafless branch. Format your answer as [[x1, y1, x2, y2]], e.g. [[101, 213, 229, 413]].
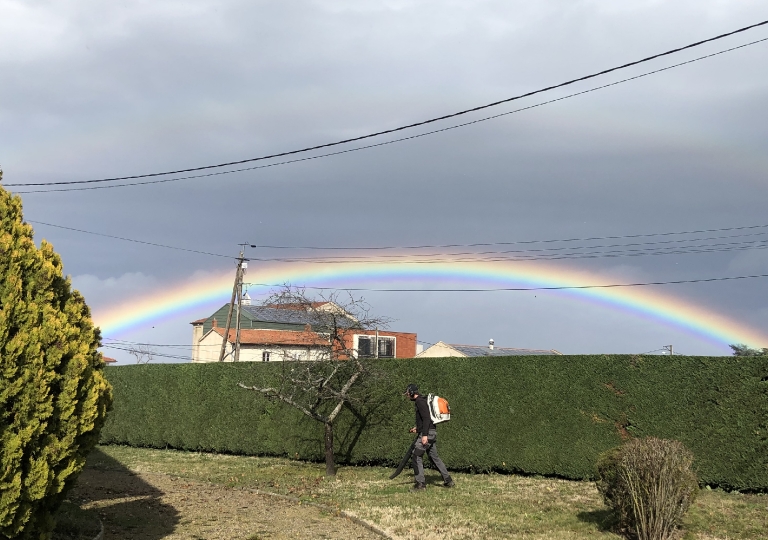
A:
[[127, 344, 155, 364], [237, 382, 328, 423]]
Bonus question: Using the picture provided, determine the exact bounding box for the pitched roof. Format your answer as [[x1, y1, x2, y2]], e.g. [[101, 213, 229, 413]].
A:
[[210, 327, 331, 347], [102, 356, 118, 363], [265, 301, 330, 310], [449, 344, 561, 357], [241, 305, 356, 328], [190, 318, 207, 325]]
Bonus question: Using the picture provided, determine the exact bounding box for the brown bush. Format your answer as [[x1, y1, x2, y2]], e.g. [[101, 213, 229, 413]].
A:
[[596, 437, 698, 540]]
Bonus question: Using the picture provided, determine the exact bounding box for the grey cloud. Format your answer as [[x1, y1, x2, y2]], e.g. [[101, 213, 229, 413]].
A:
[[3, 0, 768, 359]]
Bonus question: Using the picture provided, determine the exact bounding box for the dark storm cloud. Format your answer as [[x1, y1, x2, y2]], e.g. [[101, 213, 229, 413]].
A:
[[2, 0, 767, 359]]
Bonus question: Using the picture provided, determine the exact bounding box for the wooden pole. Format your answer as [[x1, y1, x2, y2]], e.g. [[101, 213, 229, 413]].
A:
[[218, 260, 242, 362], [234, 275, 243, 362]]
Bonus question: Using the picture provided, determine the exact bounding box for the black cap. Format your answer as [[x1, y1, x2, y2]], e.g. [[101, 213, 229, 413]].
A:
[[405, 383, 419, 396]]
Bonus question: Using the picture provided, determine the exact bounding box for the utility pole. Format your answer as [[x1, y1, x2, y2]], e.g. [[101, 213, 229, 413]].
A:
[[218, 247, 248, 362], [234, 244, 249, 362], [663, 345, 673, 356]]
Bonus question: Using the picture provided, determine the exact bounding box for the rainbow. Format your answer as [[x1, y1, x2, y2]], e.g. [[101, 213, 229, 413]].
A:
[[91, 260, 768, 351]]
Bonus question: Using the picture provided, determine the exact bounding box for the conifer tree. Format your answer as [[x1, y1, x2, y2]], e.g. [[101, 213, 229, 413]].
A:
[[0, 174, 112, 539]]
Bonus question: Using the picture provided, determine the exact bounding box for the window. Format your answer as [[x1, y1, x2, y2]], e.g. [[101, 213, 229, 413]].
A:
[[378, 337, 395, 358], [356, 335, 396, 358], [358, 336, 375, 358], [262, 351, 270, 362]]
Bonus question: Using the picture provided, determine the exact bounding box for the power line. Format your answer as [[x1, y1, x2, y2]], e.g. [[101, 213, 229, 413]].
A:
[[13, 37, 768, 195], [29, 218, 768, 258], [247, 223, 768, 250], [243, 241, 768, 264], [97, 237, 760, 265], [29, 219, 768, 263], [101, 344, 192, 361], [27, 220, 233, 258], [247, 236, 768, 261], [243, 272, 768, 291], [7, 23, 768, 191], [102, 337, 200, 349], [102, 336, 441, 352]]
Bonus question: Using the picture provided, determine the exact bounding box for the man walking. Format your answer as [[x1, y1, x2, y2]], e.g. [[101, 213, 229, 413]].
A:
[[405, 383, 454, 491]]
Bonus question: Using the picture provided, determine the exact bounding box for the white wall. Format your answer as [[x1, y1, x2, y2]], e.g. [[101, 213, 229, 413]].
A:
[[193, 330, 330, 363]]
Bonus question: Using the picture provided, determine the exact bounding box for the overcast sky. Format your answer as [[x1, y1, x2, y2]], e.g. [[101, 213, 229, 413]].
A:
[[3, 0, 768, 362]]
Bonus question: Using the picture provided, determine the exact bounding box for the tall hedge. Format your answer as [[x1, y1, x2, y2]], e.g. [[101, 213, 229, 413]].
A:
[[101, 355, 768, 490], [0, 180, 113, 539]]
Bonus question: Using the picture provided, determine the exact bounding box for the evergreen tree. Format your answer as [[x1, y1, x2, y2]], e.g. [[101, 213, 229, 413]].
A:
[[0, 174, 112, 539], [729, 343, 768, 356]]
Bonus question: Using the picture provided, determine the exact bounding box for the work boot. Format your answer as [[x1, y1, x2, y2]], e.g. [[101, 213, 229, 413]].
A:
[[443, 478, 455, 488], [410, 482, 426, 492]]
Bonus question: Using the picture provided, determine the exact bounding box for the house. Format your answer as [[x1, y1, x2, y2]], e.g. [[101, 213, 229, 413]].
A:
[[417, 340, 561, 357], [102, 356, 118, 364], [195, 326, 332, 362], [191, 302, 418, 362], [340, 328, 418, 360]]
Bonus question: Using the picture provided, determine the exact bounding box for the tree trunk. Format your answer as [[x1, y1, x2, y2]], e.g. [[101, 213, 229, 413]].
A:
[[324, 422, 335, 476]]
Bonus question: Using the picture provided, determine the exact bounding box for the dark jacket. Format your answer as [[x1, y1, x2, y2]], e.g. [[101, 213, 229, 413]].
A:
[[414, 395, 435, 436]]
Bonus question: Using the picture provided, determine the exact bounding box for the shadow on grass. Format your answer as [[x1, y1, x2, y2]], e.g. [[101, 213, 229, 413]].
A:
[[576, 508, 616, 532], [67, 448, 180, 540], [53, 501, 102, 540]]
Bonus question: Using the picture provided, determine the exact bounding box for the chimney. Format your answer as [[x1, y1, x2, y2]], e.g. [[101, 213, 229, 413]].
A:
[[489, 339, 494, 350]]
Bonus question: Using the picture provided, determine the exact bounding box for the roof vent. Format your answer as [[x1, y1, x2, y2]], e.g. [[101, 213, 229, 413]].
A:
[[489, 339, 494, 350], [242, 292, 251, 306]]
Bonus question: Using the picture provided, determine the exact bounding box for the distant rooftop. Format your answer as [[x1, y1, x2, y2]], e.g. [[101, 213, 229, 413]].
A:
[[450, 344, 561, 357], [242, 305, 356, 327]]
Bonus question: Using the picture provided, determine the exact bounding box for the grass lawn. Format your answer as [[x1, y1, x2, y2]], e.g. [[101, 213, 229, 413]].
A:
[[90, 445, 767, 540]]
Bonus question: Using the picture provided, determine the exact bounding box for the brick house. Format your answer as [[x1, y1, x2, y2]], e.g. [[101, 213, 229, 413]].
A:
[[191, 302, 417, 362]]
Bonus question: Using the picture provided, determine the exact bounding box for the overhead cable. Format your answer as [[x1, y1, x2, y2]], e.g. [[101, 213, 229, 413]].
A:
[[101, 344, 192, 361], [30, 223, 768, 263], [29, 218, 768, 256], [244, 236, 768, 262], [244, 273, 768, 292], [236, 241, 768, 264], [7, 24, 768, 191], [247, 223, 768, 250], [28, 220, 233, 258]]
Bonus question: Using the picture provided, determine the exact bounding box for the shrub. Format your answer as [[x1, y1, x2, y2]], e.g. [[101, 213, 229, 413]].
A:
[[0, 181, 113, 539], [597, 437, 698, 540]]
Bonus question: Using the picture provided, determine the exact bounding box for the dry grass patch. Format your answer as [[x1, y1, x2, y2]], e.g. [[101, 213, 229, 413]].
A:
[[94, 446, 766, 540]]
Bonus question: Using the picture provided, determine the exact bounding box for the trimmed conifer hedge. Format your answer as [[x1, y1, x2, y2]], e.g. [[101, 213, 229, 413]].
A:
[[100, 355, 768, 490]]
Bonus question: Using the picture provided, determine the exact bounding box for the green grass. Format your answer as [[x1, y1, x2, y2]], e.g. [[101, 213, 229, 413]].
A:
[[90, 445, 768, 540]]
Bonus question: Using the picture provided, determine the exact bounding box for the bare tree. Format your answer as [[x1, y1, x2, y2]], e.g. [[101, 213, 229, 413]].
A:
[[127, 343, 155, 364], [238, 285, 391, 476]]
